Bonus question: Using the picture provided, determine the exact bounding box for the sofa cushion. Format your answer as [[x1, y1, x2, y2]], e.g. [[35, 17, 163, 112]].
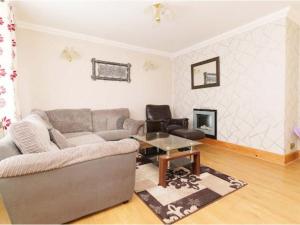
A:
[[8, 114, 59, 154], [62, 132, 92, 139], [31, 109, 53, 129], [46, 109, 92, 133], [66, 134, 105, 146], [123, 118, 144, 135], [49, 128, 75, 149], [116, 116, 127, 129], [0, 135, 21, 161], [96, 129, 131, 141], [92, 108, 129, 131]]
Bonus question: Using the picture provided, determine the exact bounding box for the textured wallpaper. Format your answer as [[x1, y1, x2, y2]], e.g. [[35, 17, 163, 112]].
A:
[[172, 18, 288, 154]]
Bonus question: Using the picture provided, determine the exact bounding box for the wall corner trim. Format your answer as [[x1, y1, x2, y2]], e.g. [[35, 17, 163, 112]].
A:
[[17, 7, 291, 60], [288, 8, 300, 26], [171, 7, 290, 58], [17, 21, 173, 58]]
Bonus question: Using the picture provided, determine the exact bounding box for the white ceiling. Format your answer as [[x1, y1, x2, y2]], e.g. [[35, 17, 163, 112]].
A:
[[12, 1, 300, 54]]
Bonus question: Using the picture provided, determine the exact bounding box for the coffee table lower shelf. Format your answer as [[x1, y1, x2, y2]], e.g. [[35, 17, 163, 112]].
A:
[[158, 150, 200, 188]]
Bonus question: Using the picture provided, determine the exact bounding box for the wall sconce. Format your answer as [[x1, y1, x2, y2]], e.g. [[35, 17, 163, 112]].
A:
[[143, 60, 159, 71], [61, 47, 80, 62]]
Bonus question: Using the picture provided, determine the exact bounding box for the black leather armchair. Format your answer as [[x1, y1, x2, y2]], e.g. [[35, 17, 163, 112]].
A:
[[145, 105, 188, 133]]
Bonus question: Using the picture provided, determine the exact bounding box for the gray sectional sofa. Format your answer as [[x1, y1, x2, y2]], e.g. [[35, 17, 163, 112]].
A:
[[0, 108, 143, 224], [45, 108, 144, 143]]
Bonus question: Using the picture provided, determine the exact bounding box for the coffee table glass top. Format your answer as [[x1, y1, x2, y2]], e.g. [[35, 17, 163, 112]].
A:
[[132, 132, 201, 152]]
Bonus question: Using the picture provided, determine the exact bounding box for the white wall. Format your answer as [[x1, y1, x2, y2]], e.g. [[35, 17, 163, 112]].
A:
[[172, 18, 286, 154], [16, 29, 172, 120]]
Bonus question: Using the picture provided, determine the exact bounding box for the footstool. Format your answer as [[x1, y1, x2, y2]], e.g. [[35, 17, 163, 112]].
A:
[[171, 129, 205, 140]]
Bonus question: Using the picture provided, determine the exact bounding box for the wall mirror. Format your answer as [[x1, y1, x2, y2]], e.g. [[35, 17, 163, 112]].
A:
[[191, 57, 220, 89]]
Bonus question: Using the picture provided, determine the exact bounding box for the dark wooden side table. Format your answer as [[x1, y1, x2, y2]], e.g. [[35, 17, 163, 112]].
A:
[[159, 149, 200, 187]]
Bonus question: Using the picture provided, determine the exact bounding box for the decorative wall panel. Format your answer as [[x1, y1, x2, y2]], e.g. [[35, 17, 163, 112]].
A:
[[172, 19, 287, 154]]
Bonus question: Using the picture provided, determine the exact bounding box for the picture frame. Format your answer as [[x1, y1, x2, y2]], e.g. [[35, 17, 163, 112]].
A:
[[91, 58, 131, 82]]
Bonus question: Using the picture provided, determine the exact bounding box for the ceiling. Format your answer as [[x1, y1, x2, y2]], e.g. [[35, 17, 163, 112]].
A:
[[12, 1, 300, 54]]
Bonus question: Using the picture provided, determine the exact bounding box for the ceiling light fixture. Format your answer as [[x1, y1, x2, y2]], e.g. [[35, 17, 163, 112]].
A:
[[153, 2, 162, 23], [152, 2, 172, 23]]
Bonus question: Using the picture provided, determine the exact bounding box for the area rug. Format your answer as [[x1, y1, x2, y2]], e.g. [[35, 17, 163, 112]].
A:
[[135, 153, 247, 224]]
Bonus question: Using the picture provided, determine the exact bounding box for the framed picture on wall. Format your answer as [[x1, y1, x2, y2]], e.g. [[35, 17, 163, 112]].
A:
[[91, 58, 131, 82]]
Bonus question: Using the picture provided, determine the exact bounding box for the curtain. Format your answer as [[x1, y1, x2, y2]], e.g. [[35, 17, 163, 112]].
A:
[[0, 2, 17, 133]]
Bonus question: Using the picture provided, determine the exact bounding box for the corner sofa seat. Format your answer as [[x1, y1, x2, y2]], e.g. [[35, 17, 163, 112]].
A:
[[95, 130, 131, 141], [0, 107, 143, 224], [63, 131, 93, 138], [66, 133, 106, 146]]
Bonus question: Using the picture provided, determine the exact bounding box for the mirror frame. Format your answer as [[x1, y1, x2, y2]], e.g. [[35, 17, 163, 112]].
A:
[[191, 56, 220, 89]]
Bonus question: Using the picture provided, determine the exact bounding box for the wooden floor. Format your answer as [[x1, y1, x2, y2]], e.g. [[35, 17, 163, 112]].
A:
[[1, 144, 300, 224]]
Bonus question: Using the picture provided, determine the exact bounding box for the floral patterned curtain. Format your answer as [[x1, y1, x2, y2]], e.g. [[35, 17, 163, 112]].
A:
[[0, 2, 17, 134]]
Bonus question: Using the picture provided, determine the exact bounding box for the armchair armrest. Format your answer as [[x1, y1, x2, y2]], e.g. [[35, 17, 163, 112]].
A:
[[0, 139, 139, 178], [170, 118, 189, 128], [123, 118, 145, 135]]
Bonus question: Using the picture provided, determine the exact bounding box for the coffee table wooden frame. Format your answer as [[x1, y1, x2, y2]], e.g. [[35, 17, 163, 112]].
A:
[[137, 140, 201, 188], [159, 149, 200, 187]]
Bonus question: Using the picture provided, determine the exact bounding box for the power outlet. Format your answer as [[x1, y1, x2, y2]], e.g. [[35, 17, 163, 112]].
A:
[[290, 143, 296, 150]]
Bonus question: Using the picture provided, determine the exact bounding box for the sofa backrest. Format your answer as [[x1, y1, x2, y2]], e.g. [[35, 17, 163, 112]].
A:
[[46, 109, 92, 133], [92, 108, 129, 131]]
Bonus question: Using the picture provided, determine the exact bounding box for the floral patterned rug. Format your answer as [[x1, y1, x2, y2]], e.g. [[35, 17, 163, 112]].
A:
[[135, 153, 247, 224]]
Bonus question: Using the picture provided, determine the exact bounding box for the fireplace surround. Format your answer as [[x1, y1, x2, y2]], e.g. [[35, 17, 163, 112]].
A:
[[193, 109, 217, 139]]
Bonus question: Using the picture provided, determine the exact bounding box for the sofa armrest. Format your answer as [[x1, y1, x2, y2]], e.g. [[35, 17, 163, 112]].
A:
[[123, 118, 144, 135], [170, 118, 189, 128], [0, 139, 139, 178], [0, 151, 136, 224]]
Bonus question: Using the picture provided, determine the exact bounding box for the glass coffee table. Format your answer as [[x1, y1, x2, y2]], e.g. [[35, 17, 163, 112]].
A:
[[132, 132, 202, 187]]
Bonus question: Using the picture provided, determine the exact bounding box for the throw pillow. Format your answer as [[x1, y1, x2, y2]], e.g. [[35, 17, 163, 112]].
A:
[[49, 128, 74, 149], [31, 109, 53, 129], [116, 116, 127, 129], [8, 114, 59, 154]]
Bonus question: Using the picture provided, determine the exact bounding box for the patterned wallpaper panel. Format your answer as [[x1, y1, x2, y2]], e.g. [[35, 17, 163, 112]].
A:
[[172, 18, 287, 154]]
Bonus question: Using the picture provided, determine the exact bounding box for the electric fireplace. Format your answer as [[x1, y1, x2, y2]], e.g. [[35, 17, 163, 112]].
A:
[[193, 109, 217, 139]]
